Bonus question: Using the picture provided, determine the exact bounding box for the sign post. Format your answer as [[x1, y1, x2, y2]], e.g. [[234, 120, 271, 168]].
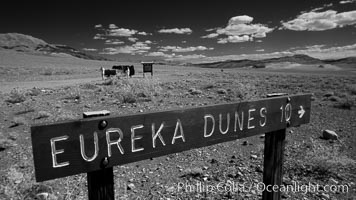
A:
[[31, 94, 311, 199], [83, 110, 114, 200]]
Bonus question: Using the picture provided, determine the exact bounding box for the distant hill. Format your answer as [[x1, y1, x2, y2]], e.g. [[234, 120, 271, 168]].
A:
[[0, 33, 110, 61], [323, 57, 356, 65], [194, 54, 355, 68]]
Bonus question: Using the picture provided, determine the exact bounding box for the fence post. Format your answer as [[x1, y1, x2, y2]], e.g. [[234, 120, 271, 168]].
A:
[[83, 111, 115, 200]]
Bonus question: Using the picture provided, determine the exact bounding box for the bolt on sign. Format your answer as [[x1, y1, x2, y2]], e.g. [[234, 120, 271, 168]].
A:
[[31, 94, 311, 182]]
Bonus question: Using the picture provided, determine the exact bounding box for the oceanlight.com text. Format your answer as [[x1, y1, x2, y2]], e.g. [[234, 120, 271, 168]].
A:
[[177, 181, 349, 194]]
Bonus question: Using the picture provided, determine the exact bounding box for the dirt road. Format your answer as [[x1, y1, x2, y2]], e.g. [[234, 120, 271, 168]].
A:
[[0, 77, 100, 93]]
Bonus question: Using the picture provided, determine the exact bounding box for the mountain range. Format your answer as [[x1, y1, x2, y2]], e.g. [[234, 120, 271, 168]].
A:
[[193, 54, 356, 68], [0, 33, 110, 61], [1, 33, 355, 67]]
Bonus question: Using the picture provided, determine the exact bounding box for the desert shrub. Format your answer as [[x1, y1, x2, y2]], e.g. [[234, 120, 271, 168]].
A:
[[334, 98, 354, 110], [188, 88, 202, 95], [27, 87, 41, 96], [231, 82, 255, 99], [217, 88, 228, 95], [347, 84, 356, 95], [305, 138, 355, 173], [102, 79, 114, 86], [64, 87, 81, 101], [40, 67, 72, 76], [328, 95, 341, 102], [11, 116, 27, 127], [81, 83, 99, 90], [5, 89, 26, 104], [15, 108, 35, 115], [204, 84, 215, 89], [114, 78, 162, 103], [41, 68, 54, 76], [37, 111, 52, 119], [55, 112, 77, 121], [122, 92, 137, 103]]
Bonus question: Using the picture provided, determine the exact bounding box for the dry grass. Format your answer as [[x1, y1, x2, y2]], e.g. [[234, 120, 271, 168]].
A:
[[348, 84, 356, 95], [36, 111, 52, 119], [112, 78, 162, 103], [63, 87, 81, 102], [306, 138, 355, 171], [5, 89, 26, 104], [26, 87, 41, 96], [11, 116, 27, 127]]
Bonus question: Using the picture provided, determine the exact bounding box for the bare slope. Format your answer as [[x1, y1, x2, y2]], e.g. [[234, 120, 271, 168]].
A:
[[0, 33, 109, 61]]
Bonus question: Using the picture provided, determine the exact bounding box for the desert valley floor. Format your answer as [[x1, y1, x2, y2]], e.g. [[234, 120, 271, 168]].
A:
[[0, 50, 355, 200]]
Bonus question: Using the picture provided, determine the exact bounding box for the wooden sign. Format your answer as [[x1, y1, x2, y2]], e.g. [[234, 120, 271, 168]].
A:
[[143, 64, 152, 72], [142, 62, 153, 77], [31, 94, 311, 182]]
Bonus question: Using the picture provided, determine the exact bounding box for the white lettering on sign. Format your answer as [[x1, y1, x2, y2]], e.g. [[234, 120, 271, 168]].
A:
[[285, 103, 292, 122], [106, 128, 124, 157], [204, 114, 215, 138], [50, 135, 70, 168], [204, 107, 268, 137], [172, 119, 185, 144], [152, 122, 166, 148], [80, 132, 99, 162], [259, 107, 267, 127], [219, 113, 230, 134], [280, 103, 292, 122], [234, 111, 244, 132], [131, 124, 144, 153], [248, 108, 256, 129], [298, 106, 305, 118]]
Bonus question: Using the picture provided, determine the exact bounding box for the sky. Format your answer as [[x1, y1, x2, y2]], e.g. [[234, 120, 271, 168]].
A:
[[1, 0, 356, 62]]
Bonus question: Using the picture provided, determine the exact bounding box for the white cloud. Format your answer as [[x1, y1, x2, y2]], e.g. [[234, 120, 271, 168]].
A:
[[201, 33, 219, 38], [340, 0, 355, 4], [144, 40, 152, 44], [109, 24, 118, 29], [94, 24, 103, 28], [147, 51, 173, 58], [310, 3, 334, 12], [105, 39, 124, 45], [138, 31, 150, 35], [146, 52, 206, 61], [217, 35, 251, 44], [256, 49, 265, 52], [255, 40, 263, 43], [108, 28, 137, 37], [93, 34, 105, 40], [202, 15, 273, 44], [228, 15, 254, 25], [217, 22, 273, 37], [100, 41, 151, 55], [205, 28, 217, 32], [158, 28, 193, 34], [82, 48, 97, 51], [159, 45, 214, 52], [128, 37, 139, 42], [281, 10, 356, 31], [173, 54, 206, 60]]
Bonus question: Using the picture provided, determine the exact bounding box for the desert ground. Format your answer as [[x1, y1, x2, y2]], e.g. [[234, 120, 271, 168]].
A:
[[0, 50, 355, 200]]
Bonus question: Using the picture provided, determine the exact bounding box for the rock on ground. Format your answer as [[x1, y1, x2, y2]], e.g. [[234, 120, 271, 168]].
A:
[[322, 130, 338, 140]]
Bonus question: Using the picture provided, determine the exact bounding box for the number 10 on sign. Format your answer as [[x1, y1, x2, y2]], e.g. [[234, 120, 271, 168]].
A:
[[280, 103, 292, 122]]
